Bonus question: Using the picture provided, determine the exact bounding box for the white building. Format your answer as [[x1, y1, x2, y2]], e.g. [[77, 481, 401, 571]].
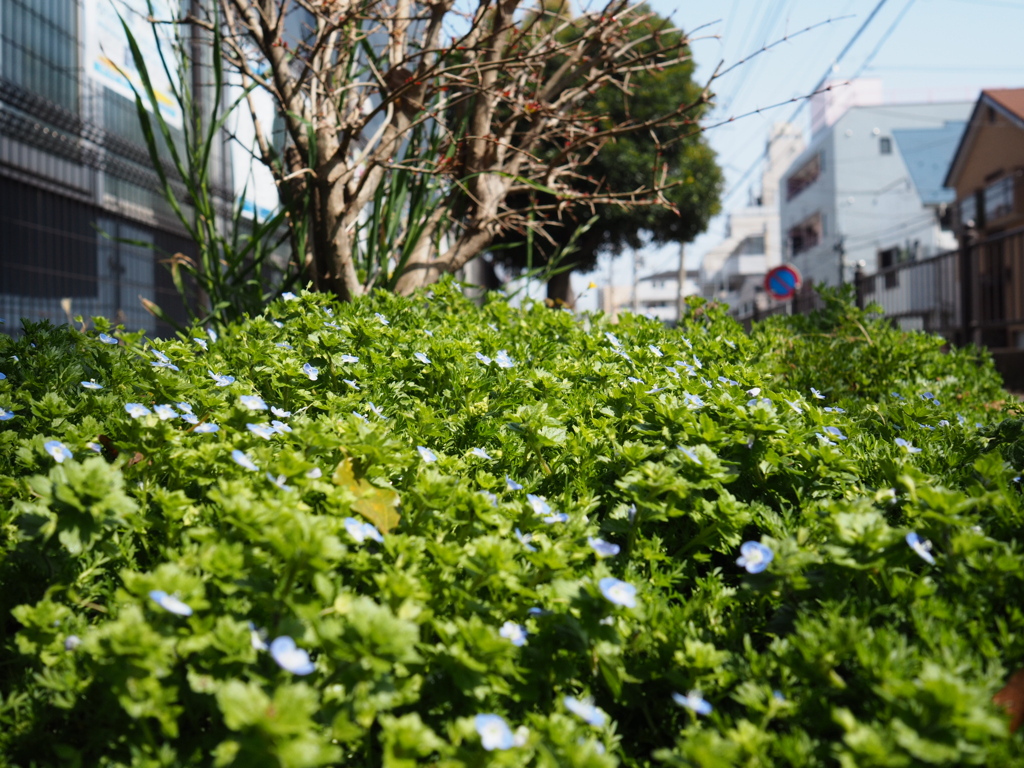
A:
[[780, 81, 968, 287], [599, 268, 700, 325], [700, 123, 805, 317]]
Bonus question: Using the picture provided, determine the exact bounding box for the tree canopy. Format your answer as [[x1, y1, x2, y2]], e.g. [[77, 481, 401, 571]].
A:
[[486, 5, 723, 302]]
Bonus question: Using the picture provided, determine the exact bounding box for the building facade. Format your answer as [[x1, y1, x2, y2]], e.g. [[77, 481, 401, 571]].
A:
[[700, 122, 805, 317], [599, 268, 700, 325], [944, 88, 1024, 349], [780, 89, 969, 288], [0, 0, 232, 336]]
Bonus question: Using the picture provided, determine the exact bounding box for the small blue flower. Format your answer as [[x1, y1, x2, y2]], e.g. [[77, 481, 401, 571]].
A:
[[0, 408, 12, 421], [588, 537, 620, 558], [247, 423, 276, 440], [599, 577, 637, 608], [424, 329, 433, 337], [906, 531, 935, 564], [281, 291, 298, 301], [266, 473, 291, 491], [151, 349, 172, 364], [343, 379, 360, 390], [414, 352, 431, 364], [810, 387, 825, 399], [921, 391, 934, 400], [80, 380, 103, 390], [693, 355, 703, 369], [626, 376, 644, 385], [527, 495, 554, 518], [679, 445, 701, 464], [352, 411, 369, 423], [823, 406, 845, 413], [193, 422, 220, 434], [302, 363, 319, 381], [154, 404, 178, 421], [44, 440, 72, 463], [499, 621, 528, 647], [895, 437, 922, 453], [736, 541, 773, 573], [563, 696, 607, 726], [475, 714, 514, 751], [86, 441, 103, 453], [275, 341, 293, 349], [98, 333, 118, 345], [177, 402, 193, 414], [64, 635, 81, 651], [239, 395, 268, 411], [480, 490, 498, 507], [271, 420, 292, 434], [495, 350, 515, 369], [672, 691, 712, 715], [543, 512, 569, 524], [207, 327, 218, 342], [375, 313, 389, 326], [193, 337, 208, 351], [148, 590, 193, 617], [514, 528, 536, 552], [682, 337, 692, 348], [815, 432, 836, 446], [506, 475, 523, 491], [125, 403, 151, 419], [786, 399, 803, 414], [306, 467, 323, 479], [344, 517, 383, 543], [151, 359, 180, 371], [271, 406, 291, 418], [605, 332, 621, 348], [182, 413, 198, 425], [231, 449, 259, 471], [823, 426, 846, 440], [475, 351, 492, 365], [340, 353, 359, 364], [270, 636, 315, 675], [649, 344, 663, 357], [209, 370, 235, 387], [417, 445, 437, 463], [470, 447, 493, 460], [367, 402, 384, 417]]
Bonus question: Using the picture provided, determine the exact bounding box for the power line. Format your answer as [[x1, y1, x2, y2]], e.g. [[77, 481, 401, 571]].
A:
[[716, 0, 891, 209], [851, 0, 917, 79]]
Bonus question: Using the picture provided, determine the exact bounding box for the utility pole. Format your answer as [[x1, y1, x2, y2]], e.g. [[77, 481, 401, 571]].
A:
[[676, 241, 687, 326], [631, 248, 642, 314], [835, 235, 846, 286]]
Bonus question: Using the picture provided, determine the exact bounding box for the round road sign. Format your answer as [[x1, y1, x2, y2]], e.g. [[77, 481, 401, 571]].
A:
[[764, 264, 801, 300]]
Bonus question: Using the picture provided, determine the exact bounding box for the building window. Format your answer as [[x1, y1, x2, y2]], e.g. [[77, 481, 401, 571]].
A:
[[1, 0, 80, 113], [788, 213, 822, 256], [959, 194, 978, 228], [734, 235, 765, 256], [984, 176, 1015, 222], [786, 153, 821, 201], [878, 246, 902, 289], [879, 137, 892, 155]]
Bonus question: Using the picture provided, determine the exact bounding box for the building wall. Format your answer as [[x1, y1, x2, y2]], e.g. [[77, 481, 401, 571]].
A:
[[951, 111, 1024, 201], [781, 102, 970, 287], [0, 0, 232, 336]]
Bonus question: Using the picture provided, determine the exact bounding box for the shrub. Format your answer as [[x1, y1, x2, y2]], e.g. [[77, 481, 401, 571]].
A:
[[0, 282, 1022, 767]]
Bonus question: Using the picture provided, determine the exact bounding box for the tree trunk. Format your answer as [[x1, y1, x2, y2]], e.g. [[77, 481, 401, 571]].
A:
[[546, 269, 575, 308]]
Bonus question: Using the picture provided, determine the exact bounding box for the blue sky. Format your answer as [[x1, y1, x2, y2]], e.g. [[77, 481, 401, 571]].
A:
[[572, 0, 1024, 307]]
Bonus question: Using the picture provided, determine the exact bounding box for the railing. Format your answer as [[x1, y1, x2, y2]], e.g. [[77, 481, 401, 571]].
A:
[[734, 226, 1024, 351], [854, 248, 961, 341]]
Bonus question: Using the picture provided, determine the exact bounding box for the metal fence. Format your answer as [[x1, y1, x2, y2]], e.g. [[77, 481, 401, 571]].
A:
[[736, 226, 1024, 351], [854, 248, 961, 340]]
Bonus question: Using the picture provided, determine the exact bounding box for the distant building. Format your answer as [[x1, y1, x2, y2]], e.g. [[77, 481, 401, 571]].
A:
[[700, 122, 805, 317], [0, 0, 232, 336], [944, 87, 1024, 348], [599, 268, 700, 325], [779, 83, 970, 287]]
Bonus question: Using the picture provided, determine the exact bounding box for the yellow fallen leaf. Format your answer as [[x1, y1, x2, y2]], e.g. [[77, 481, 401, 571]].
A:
[[333, 458, 401, 534]]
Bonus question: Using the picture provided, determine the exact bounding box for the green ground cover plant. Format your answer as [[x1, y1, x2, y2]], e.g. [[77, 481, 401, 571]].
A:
[[0, 283, 1022, 767]]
